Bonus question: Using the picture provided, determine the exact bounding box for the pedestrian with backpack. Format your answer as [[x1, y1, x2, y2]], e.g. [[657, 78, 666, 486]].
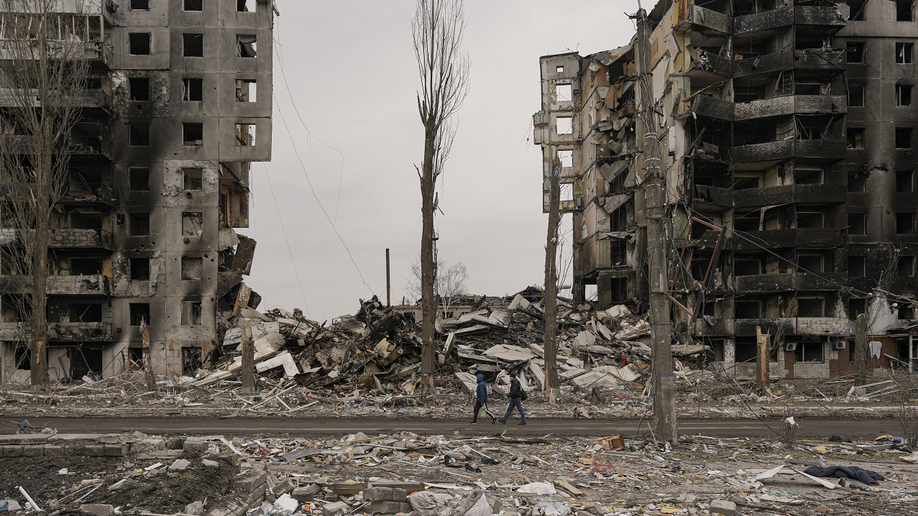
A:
[[498, 373, 527, 425]]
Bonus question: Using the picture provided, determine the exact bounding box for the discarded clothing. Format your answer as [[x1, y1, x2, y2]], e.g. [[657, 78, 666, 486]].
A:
[[828, 434, 853, 443], [875, 434, 903, 444], [803, 465, 885, 485], [443, 455, 481, 473]]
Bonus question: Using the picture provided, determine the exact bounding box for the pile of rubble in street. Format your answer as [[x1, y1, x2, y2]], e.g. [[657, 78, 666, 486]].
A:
[[3, 425, 918, 516]]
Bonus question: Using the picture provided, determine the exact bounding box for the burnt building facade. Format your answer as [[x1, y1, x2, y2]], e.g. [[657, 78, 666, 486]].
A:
[[0, 0, 274, 384], [535, 0, 918, 378]]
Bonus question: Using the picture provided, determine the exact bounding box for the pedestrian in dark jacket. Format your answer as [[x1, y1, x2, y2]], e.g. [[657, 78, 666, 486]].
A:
[[471, 374, 496, 424], [499, 374, 526, 425]]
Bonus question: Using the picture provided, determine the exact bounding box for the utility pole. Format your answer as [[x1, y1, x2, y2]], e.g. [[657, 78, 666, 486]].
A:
[[635, 5, 676, 443], [756, 326, 769, 388], [386, 248, 391, 307]]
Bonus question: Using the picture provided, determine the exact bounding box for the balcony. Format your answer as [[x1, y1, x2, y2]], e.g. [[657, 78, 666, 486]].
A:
[[0, 228, 113, 250], [734, 228, 845, 250], [734, 51, 793, 78], [734, 95, 846, 120], [734, 184, 847, 208], [733, 139, 846, 166], [794, 49, 846, 77], [692, 316, 734, 337], [575, 235, 632, 278], [0, 274, 110, 295], [734, 317, 849, 337], [0, 321, 113, 342], [692, 185, 733, 210], [735, 318, 796, 337], [692, 95, 734, 121], [687, 5, 732, 34], [687, 50, 733, 87], [736, 272, 846, 293], [735, 6, 794, 35], [795, 6, 846, 33]]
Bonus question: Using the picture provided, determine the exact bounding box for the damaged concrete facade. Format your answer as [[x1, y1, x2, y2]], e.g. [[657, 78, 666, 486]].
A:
[[0, 0, 274, 383], [536, 0, 918, 378]]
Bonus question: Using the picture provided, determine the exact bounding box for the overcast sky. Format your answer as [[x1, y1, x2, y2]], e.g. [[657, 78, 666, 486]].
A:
[[237, 1, 638, 323]]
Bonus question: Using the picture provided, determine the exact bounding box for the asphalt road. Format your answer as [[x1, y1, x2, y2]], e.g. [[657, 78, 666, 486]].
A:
[[19, 416, 898, 440]]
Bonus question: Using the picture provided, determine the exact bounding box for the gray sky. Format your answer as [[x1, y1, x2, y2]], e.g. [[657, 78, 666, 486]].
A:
[[238, 1, 637, 323]]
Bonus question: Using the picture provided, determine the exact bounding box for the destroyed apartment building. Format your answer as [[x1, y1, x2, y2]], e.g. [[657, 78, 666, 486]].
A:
[[0, 0, 275, 383], [535, 0, 918, 379]]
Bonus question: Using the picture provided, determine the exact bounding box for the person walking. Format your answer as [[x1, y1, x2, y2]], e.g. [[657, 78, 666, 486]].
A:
[[471, 374, 497, 424], [498, 373, 527, 425]]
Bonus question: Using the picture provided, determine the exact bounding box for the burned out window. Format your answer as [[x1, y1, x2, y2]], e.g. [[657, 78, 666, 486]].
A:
[[900, 304, 916, 319], [183, 78, 203, 101], [183, 33, 204, 57], [129, 167, 149, 191], [848, 85, 864, 107], [14, 344, 30, 370], [129, 77, 149, 101], [129, 123, 150, 146], [848, 0, 866, 20], [235, 79, 256, 102], [70, 258, 102, 275], [182, 256, 203, 280], [798, 254, 824, 273], [848, 298, 867, 320], [184, 0, 203, 11], [131, 0, 150, 9], [896, 0, 914, 21], [896, 127, 913, 149], [847, 41, 865, 63], [556, 116, 572, 135], [237, 0, 250, 11], [183, 168, 203, 190], [897, 212, 916, 234], [235, 123, 255, 146], [129, 33, 151, 55], [181, 301, 203, 326], [897, 42, 914, 64], [735, 300, 761, 319], [849, 255, 866, 277], [557, 149, 573, 168], [848, 171, 867, 192], [70, 303, 103, 323], [897, 84, 913, 106], [556, 83, 572, 102], [182, 212, 203, 237], [237, 34, 256, 57], [130, 257, 150, 280], [847, 128, 865, 149], [899, 256, 915, 277], [797, 298, 825, 317], [183, 123, 203, 146], [129, 303, 150, 326], [130, 213, 150, 236], [898, 170, 915, 193], [849, 212, 867, 235], [794, 340, 824, 362]]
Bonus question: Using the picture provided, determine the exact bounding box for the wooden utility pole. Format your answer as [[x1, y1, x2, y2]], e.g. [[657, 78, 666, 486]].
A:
[[756, 326, 769, 388], [635, 6, 676, 443], [386, 248, 391, 307], [854, 313, 867, 385], [241, 324, 255, 393]]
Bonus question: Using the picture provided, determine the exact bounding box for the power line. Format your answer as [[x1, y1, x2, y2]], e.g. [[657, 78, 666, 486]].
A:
[[261, 164, 311, 318]]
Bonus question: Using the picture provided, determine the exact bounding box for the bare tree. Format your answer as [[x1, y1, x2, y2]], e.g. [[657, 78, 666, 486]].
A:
[[0, 0, 90, 393], [411, 0, 469, 396], [405, 258, 470, 317], [542, 158, 561, 403]]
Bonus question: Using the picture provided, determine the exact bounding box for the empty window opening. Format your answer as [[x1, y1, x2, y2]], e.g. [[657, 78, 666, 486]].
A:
[[557, 149, 573, 169], [181, 300, 203, 326], [129, 167, 149, 191], [849, 255, 866, 277], [182, 212, 203, 237], [899, 256, 916, 277], [899, 304, 915, 320], [129, 123, 150, 146], [183, 78, 203, 101], [237, 34, 256, 57], [129, 77, 149, 101], [560, 183, 574, 203], [67, 210, 101, 230], [129, 33, 150, 55], [556, 116, 572, 135], [130, 257, 150, 280], [182, 256, 203, 280], [847, 42, 865, 63], [555, 83, 572, 102], [794, 340, 824, 362], [848, 85, 865, 107], [184, 0, 203, 11], [181, 346, 202, 375], [848, 171, 867, 192], [847, 128, 865, 149], [849, 298, 867, 320], [797, 211, 824, 229], [898, 43, 914, 64], [129, 303, 150, 326], [14, 344, 30, 370], [734, 174, 761, 189], [235, 123, 255, 146], [897, 212, 916, 234], [555, 65, 564, 73], [184, 168, 203, 190], [130, 213, 150, 236], [794, 168, 824, 185], [235, 79, 256, 102], [898, 170, 915, 193], [897, 84, 913, 106], [849, 213, 867, 235], [237, 0, 250, 11], [183, 123, 203, 146], [848, 0, 866, 19], [798, 298, 825, 318], [183, 33, 204, 57], [896, 127, 913, 149], [896, 0, 913, 21], [798, 254, 824, 273], [735, 259, 762, 276], [735, 300, 761, 319], [131, 0, 150, 9], [70, 258, 101, 275], [69, 303, 102, 323]]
